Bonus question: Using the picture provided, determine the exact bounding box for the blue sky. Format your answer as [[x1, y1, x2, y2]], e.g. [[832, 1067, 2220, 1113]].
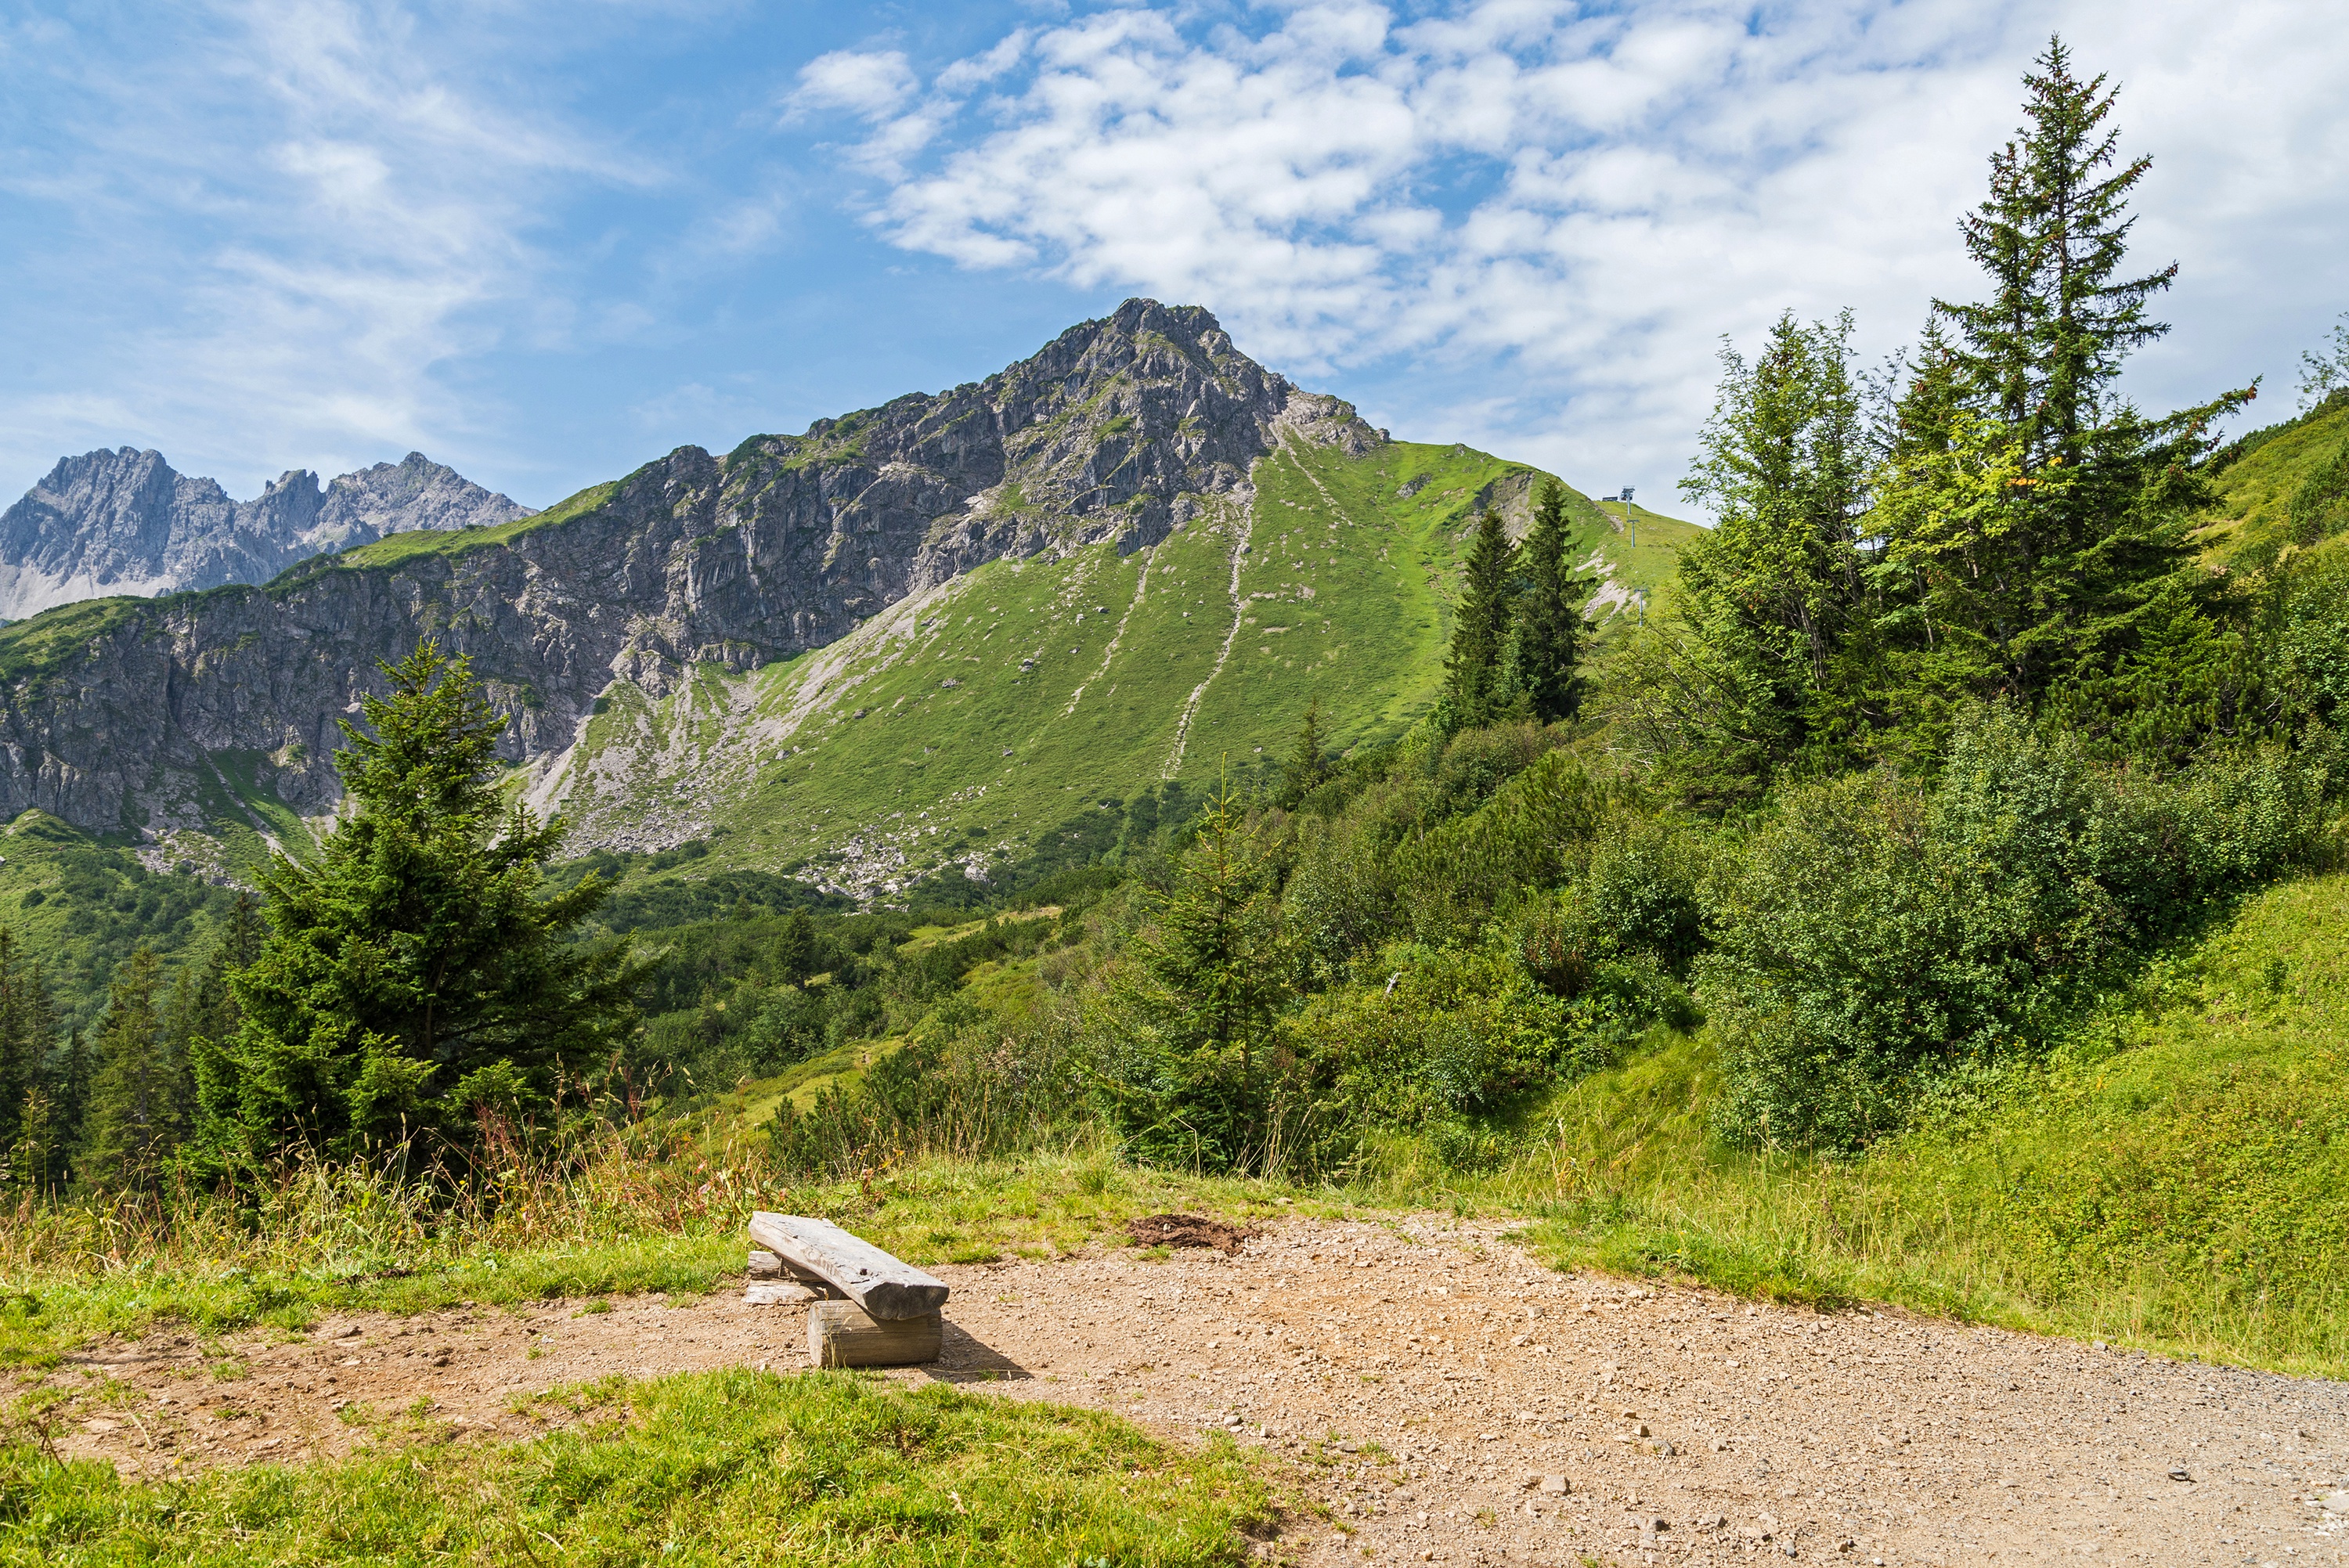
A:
[[2, 0, 2344, 514]]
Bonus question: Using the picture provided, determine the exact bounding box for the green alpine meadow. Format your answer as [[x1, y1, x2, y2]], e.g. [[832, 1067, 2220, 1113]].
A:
[[2, 28, 2347, 1566]]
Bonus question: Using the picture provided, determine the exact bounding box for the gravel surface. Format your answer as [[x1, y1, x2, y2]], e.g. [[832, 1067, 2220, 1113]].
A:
[[51, 1216, 2349, 1564]]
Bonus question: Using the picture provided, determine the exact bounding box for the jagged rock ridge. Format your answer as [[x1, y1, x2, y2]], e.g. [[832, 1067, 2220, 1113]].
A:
[[0, 449, 531, 620], [0, 300, 1381, 857]]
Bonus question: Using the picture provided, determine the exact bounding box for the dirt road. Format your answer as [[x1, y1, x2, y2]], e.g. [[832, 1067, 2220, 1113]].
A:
[[51, 1216, 2349, 1564]]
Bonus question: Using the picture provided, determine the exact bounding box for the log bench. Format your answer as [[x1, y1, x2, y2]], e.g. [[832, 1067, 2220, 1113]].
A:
[[748, 1212, 951, 1368]]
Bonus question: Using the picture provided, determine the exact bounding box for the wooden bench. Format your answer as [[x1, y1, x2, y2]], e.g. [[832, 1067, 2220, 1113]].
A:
[[749, 1213, 951, 1367]]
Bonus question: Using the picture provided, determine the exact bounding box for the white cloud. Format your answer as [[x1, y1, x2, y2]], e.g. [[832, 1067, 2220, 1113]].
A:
[[799, 0, 2349, 505], [788, 49, 920, 121], [0, 0, 646, 496]]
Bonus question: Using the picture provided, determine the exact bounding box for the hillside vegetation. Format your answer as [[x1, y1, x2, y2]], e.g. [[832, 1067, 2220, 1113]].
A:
[[2, 43, 2347, 1561]]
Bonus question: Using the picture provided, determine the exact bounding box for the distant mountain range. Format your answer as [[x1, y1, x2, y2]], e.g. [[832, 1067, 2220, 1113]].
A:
[[0, 301, 1689, 896], [0, 449, 532, 620]]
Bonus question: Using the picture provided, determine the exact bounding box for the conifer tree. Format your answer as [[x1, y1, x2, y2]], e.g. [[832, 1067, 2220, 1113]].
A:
[[45, 1027, 91, 1175], [200, 641, 638, 1164], [1901, 35, 2250, 697], [7, 1087, 54, 1195], [1276, 700, 1329, 809], [1443, 510, 1519, 728], [772, 909, 820, 986], [1507, 479, 1594, 724], [1937, 38, 2177, 465], [78, 950, 183, 1192], [0, 928, 45, 1156], [176, 895, 262, 1152], [1099, 777, 1293, 1171], [1658, 310, 1873, 791]]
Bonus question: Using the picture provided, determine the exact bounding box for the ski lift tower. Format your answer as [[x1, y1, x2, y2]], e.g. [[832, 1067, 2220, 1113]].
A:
[[1618, 488, 1636, 551]]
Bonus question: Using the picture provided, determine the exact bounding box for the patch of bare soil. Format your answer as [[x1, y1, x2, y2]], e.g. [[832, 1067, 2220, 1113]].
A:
[[1131, 1213, 1260, 1254], [38, 1217, 2349, 1566]]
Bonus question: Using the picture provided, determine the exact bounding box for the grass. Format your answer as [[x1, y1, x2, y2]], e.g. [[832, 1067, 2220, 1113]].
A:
[[1506, 870, 2349, 1375], [16, 880, 2348, 1377], [4, 874, 2347, 1561], [0, 1136, 1318, 1368], [321, 479, 627, 574], [0, 1369, 1279, 1565], [2198, 392, 2349, 557], [0, 810, 249, 1032]]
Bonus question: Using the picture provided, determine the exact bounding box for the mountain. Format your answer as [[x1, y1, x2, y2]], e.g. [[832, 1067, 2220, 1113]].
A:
[[2196, 387, 2349, 563], [0, 299, 1694, 900], [0, 449, 532, 620]]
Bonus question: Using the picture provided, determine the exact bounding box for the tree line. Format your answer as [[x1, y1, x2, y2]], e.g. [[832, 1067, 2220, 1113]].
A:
[[1618, 39, 2343, 803]]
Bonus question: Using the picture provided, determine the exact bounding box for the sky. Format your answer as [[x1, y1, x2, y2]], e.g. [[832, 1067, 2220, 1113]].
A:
[[2, 0, 2344, 517]]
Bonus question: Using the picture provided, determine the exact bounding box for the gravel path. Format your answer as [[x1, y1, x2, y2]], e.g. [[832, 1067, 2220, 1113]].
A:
[[52, 1216, 2349, 1564]]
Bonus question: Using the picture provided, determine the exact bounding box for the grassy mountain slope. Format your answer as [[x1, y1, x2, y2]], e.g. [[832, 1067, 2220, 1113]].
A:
[[2196, 388, 2349, 559], [534, 434, 1698, 901], [1525, 868, 2349, 1372]]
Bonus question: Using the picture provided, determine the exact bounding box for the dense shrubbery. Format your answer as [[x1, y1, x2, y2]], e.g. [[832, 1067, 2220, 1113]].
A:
[[1700, 707, 2337, 1148]]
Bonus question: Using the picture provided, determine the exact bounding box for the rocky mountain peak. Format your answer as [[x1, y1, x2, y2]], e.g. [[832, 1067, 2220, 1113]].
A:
[[0, 300, 1400, 856], [0, 448, 531, 619]]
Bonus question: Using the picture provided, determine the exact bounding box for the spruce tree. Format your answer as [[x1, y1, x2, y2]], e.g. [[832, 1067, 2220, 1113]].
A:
[[45, 1026, 91, 1176], [1100, 779, 1293, 1171], [0, 928, 41, 1155], [1443, 510, 1518, 728], [7, 1087, 54, 1195], [1937, 38, 2177, 465], [78, 950, 182, 1192], [772, 909, 820, 986], [1660, 310, 1874, 792], [175, 895, 262, 1153], [1507, 478, 1593, 724], [1902, 35, 2250, 698], [1276, 700, 1329, 809], [200, 641, 638, 1164]]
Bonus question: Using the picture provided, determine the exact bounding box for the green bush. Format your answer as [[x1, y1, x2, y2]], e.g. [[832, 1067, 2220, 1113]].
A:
[[1703, 705, 2339, 1150]]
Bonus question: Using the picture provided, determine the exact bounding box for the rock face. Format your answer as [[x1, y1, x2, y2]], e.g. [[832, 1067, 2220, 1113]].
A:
[[0, 299, 1379, 849], [0, 449, 530, 621]]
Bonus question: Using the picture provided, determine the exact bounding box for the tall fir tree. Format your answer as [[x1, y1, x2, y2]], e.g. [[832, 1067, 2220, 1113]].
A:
[[78, 949, 183, 1192], [1937, 37, 2176, 466], [1099, 776, 1293, 1172], [1443, 510, 1520, 728], [1898, 34, 2250, 698], [199, 641, 638, 1166], [44, 1026, 92, 1181], [1506, 478, 1594, 724], [175, 894, 263, 1155], [0, 928, 49, 1157], [1647, 309, 1874, 795]]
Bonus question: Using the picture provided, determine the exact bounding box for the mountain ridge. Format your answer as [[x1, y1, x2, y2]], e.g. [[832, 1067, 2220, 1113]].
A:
[[0, 300, 1687, 896], [0, 449, 532, 621]]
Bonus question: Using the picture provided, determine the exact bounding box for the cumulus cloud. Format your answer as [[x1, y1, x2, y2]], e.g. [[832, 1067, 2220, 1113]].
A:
[[798, 0, 2349, 501]]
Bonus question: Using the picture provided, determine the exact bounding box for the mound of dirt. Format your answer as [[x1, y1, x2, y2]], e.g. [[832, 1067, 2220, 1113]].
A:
[[1127, 1213, 1257, 1254]]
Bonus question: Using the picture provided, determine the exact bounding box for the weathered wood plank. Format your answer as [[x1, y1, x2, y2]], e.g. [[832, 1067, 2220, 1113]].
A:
[[744, 1281, 823, 1307], [749, 1249, 837, 1288], [808, 1300, 943, 1367], [748, 1213, 950, 1321]]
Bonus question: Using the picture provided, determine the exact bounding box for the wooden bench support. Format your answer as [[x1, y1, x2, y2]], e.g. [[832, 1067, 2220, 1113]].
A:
[[809, 1300, 944, 1367]]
